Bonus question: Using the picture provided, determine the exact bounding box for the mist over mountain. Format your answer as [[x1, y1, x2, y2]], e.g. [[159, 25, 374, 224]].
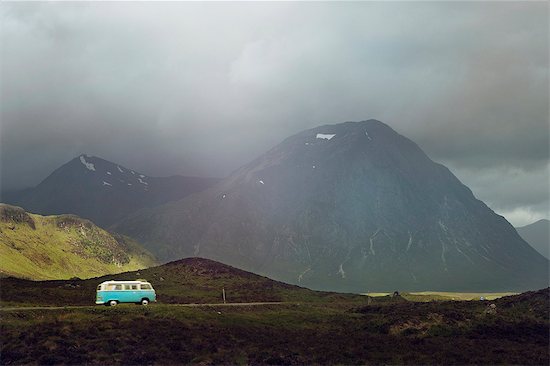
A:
[[516, 219, 549, 259], [114, 120, 549, 292], [2, 155, 219, 227]]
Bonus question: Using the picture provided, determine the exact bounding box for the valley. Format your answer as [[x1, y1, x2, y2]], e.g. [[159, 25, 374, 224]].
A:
[[0, 120, 547, 366]]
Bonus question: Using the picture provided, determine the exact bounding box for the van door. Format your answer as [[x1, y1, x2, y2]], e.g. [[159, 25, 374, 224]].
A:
[[131, 284, 139, 301], [123, 284, 139, 302]]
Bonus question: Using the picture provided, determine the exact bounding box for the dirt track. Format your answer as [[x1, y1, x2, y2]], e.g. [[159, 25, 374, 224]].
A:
[[0, 302, 288, 311]]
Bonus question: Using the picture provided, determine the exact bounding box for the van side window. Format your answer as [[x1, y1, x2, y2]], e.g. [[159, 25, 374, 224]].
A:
[[140, 284, 152, 290], [114, 284, 122, 291], [131, 285, 138, 290], [124, 284, 132, 290]]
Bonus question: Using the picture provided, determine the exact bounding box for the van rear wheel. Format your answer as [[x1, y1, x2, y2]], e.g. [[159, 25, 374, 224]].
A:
[[141, 298, 149, 306], [108, 300, 118, 307]]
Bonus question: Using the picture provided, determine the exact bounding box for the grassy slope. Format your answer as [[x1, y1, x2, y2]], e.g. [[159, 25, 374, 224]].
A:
[[0, 258, 365, 306], [1, 289, 547, 365], [0, 204, 157, 280]]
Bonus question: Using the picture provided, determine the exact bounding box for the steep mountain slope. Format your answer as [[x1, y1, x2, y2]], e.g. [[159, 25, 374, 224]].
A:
[[3, 155, 219, 227], [114, 120, 549, 292], [516, 219, 549, 259], [0, 257, 359, 306], [0, 204, 157, 280]]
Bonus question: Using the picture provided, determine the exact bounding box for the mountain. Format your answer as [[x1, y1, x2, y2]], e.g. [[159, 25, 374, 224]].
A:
[[0, 203, 157, 280], [2, 155, 219, 227], [113, 120, 549, 292], [0, 257, 359, 306], [516, 219, 549, 259]]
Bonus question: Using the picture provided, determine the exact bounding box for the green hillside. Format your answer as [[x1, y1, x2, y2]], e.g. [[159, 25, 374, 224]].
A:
[[0, 204, 157, 280]]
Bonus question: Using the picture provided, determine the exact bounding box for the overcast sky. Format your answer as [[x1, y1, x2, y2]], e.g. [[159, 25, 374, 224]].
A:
[[1, 1, 548, 226]]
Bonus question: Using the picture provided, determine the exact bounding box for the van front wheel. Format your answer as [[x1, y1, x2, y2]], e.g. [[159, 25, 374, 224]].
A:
[[108, 300, 118, 307], [141, 298, 149, 306]]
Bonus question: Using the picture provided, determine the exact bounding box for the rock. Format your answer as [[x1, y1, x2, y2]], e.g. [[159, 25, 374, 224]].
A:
[[484, 303, 497, 315]]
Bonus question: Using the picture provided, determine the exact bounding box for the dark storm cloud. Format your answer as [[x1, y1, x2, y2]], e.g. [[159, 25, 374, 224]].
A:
[[1, 1, 548, 225]]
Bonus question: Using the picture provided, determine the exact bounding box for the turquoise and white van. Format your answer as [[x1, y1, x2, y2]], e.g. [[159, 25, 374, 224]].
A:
[[96, 280, 156, 306]]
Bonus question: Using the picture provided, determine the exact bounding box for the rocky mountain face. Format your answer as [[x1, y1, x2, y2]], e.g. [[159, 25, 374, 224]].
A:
[[0, 203, 157, 280], [2, 155, 219, 227], [516, 219, 549, 259], [114, 120, 549, 292]]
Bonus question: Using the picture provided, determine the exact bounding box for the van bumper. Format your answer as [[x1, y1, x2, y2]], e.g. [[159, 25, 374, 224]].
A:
[[95, 300, 105, 305]]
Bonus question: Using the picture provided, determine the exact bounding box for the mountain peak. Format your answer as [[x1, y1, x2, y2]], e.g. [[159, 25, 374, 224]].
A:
[[4, 155, 220, 227], [302, 119, 394, 138], [232, 119, 430, 188], [284, 119, 408, 153]]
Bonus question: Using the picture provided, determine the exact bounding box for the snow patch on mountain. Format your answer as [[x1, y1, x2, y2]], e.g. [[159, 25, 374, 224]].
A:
[[102, 181, 112, 186], [138, 178, 148, 185], [79, 156, 96, 171], [406, 232, 413, 252], [297, 267, 311, 283], [117, 166, 124, 173], [337, 264, 346, 278], [316, 133, 336, 140]]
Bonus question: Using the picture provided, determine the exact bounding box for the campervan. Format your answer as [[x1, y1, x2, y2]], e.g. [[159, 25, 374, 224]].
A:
[[96, 280, 156, 306]]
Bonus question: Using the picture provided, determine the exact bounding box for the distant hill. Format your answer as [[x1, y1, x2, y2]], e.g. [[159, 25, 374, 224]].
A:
[[516, 219, 549, 259], [0, 257, 360, 306], [0, 203, 157, 280], [2, 155, 219, 227], [114, 120, 548, 293]]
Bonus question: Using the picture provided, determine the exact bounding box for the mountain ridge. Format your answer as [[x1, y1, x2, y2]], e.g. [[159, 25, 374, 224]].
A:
[[2, 155, 220, 227], [516, 219, 549, 259]]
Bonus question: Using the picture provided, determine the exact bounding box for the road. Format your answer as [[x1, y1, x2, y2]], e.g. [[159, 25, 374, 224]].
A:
[[0, 302, 288, 312]]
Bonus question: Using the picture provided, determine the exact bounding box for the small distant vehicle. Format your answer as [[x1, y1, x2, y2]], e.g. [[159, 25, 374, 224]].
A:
[[96, 280, 156, 306]]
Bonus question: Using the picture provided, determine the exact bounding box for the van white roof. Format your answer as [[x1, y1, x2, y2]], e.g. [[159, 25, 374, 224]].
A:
[[99, 280, 151, 285]]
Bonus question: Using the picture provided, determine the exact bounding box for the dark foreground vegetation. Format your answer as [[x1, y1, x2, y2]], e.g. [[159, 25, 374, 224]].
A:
[[1, 259, 548, 364], [1, 288, 548, 365]]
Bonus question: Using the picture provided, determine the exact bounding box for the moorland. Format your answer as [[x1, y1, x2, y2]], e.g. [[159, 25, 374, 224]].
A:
[[1, 258, 548, 365]]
